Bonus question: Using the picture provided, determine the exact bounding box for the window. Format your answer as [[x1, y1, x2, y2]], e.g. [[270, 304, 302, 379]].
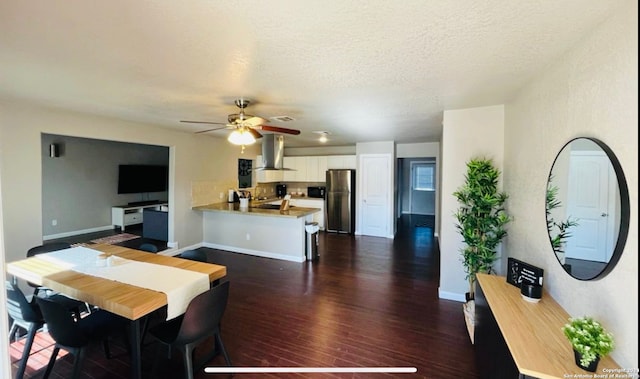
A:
[[412, 162, 435, 191]]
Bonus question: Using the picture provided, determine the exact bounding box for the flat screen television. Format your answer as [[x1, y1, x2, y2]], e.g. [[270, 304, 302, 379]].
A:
[[117, 164, 168, 194]]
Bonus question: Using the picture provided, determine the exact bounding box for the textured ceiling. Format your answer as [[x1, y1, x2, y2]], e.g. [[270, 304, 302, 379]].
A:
[[0, 1, 626, 147]]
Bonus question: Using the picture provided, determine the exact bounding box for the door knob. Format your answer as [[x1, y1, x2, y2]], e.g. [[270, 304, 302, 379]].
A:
[[601, 213, 608, 217]]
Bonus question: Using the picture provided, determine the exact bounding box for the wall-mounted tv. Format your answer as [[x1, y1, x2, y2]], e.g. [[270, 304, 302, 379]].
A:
[[117, 164, 168, 194]]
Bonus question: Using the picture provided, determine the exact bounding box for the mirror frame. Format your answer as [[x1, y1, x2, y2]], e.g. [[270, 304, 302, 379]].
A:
[[546, 137, 630, 281]]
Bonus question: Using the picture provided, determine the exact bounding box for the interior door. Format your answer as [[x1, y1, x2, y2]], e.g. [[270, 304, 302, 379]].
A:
[[565, 151, 615, 262], [360, 154, 391, 237]]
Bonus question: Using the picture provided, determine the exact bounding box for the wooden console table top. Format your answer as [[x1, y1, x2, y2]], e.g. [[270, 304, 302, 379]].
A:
[[477, 273, 620, 378]]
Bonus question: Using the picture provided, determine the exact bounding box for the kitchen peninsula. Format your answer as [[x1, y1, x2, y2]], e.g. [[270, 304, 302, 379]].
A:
[[193, 201, 321, 262]]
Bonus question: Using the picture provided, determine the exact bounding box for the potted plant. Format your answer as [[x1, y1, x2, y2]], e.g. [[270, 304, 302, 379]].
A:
[[454, 158, 511, 301], [545, 179, 579, 268], [562, 316, 614, 372]]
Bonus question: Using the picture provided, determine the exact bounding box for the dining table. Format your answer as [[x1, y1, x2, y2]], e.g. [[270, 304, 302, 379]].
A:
[[6, 243, 227, 379]]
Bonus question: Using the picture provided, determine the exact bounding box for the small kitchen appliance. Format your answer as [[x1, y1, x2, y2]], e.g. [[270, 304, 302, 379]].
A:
[[307, 186, 326, 199], [276, 184, 287, 198]]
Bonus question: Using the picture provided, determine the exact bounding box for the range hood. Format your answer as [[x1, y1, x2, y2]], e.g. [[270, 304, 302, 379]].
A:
[[257, 134, 293, 171]]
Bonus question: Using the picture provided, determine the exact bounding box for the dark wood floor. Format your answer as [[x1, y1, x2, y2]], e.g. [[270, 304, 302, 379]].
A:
[[10, 214, 479, 379], [48, 223, 169, 252]]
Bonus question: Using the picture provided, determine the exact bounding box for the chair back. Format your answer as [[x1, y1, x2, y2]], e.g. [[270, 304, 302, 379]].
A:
[[139, 243, 158, 253], [175, 281, 229, 345], [36, 296, 90, 347], [179, 250, 208, 262], [5, 281, 42, 323], [26, 243, 73, 290], [27, 242, 72, 257]]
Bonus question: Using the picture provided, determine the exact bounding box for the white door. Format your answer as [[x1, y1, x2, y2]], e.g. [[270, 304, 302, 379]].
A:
[[359, 154, 391, 237], [565, 151, 615, 262]]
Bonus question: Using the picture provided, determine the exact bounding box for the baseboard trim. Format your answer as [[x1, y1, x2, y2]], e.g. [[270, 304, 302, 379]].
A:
[[438, 289, 466, 303], [202, 242, 305, 263], [43, 225, 114, 241]]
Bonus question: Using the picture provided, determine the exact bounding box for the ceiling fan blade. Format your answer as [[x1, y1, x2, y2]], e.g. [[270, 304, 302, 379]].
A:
[[194, 126, 231, 134], [248, 128, 263, 139], [180, 120, 228, 125], [243, 116, 267, 127], [257, 125, 301, 135]]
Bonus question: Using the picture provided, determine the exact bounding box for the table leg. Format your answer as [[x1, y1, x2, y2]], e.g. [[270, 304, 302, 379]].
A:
[[129, 318, 142, 379]]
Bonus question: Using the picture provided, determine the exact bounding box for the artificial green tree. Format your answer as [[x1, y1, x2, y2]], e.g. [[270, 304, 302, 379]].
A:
[[454, 158, 511, 300]]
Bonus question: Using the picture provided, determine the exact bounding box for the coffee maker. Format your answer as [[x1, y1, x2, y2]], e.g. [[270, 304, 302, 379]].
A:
[[276, 184, 287, 198]]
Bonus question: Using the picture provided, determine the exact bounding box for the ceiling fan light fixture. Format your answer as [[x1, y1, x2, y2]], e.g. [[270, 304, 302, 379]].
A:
[[228, 128, 256, 146]]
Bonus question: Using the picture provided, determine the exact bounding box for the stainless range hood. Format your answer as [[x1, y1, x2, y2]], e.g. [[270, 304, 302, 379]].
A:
[[257, 134, 293, 171]]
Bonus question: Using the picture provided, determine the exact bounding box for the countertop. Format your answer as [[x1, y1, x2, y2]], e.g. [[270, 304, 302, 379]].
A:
[[192, 201, 321, 218], [476, 274, 620, 378]]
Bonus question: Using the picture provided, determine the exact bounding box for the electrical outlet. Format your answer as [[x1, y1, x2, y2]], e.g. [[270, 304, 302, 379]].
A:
[[219, 192, 224, 199], [246, 233, 250, 241], [51, 219, 57, 226]]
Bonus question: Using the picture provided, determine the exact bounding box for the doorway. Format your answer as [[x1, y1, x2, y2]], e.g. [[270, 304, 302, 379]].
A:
[[398, 158, 436, 216]]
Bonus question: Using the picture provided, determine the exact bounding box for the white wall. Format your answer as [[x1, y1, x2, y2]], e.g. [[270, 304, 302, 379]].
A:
[[439, 105, 505, 301], [0, 100, 257, 263], [0, 152, 11, 379], [503, 2, 637, 368]]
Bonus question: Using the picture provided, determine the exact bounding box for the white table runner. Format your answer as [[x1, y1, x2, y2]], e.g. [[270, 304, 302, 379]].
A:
[[37, 246, 209, 320]]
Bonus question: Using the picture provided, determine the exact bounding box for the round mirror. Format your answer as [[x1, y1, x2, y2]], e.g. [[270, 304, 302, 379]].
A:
[[546, 137, 630, 280]]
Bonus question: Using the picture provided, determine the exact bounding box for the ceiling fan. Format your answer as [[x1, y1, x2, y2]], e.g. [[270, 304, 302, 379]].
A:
[[180, 99, 301, 145]]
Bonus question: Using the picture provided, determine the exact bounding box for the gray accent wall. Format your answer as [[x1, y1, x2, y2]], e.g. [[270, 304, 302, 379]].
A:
[[41, 134, 169, 238]]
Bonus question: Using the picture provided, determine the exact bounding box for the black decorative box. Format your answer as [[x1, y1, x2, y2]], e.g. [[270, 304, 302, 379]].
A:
[[506, 258, 544, 288]]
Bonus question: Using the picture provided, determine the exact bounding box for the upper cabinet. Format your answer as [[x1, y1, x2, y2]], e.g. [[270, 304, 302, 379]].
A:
[[326, 155, 356, 169], [256, 155, 354, 183], [306, 156, 327, 182]]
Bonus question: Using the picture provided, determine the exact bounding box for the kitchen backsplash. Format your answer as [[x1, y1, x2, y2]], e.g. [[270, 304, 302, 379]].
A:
[[192, 181, 327, 206]]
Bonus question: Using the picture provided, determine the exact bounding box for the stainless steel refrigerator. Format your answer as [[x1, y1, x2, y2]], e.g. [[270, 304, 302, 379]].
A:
[[325, 169, 355, 233]]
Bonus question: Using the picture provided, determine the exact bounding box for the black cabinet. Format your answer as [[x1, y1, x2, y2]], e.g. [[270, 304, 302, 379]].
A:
[[475, 284, 521, 378], [143, 209, 168, 241]]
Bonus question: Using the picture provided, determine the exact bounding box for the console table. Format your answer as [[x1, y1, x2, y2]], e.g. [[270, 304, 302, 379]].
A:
[[475, 273, 620, 378], [111, 202, 168, 231]]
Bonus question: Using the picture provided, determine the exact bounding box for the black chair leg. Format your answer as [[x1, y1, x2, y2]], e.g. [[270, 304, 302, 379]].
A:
[[16, 323, 39, 379], [43, 346, 60, 379], [216, 334, 232, 366], [102, 338, 112, 359], [71, 347, 86, 379], [183, 345, 196, 379]]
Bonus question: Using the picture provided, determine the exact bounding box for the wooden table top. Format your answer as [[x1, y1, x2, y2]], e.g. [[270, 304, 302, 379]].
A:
[[477, 274, 620, 378], [6, 244, 226, 320]]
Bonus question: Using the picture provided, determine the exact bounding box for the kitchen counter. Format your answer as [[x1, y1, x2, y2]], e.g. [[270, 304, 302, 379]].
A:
[[192, 201, 320, 218], [193, 201, 321, 262]]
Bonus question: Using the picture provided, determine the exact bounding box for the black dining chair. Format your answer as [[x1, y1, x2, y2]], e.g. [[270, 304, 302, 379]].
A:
[[6, 280, 45, 379], [26, 242, 73, 297], [35, 296, 128, 379], [148, 281, 232, 379], [179, 249, 208, 263], [139, 243, 159, 253]]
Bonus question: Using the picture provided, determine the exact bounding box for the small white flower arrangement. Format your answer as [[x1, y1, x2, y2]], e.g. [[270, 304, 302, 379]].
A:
[[562, 316, 614, 367]]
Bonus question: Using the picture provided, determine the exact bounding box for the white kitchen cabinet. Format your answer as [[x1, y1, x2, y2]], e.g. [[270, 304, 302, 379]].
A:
[[283, 156, 309, 182], [256, 155, 284, 183], [306, 156, 327, 182], [283, 157, 296, 181], [326, 155, 356, 169]]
